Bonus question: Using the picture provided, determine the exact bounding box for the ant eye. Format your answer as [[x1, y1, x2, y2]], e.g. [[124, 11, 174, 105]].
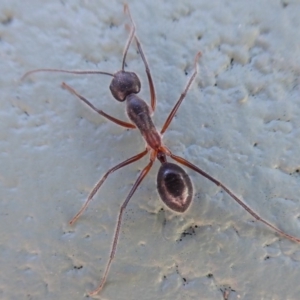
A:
[[110, 71, 141, 101]]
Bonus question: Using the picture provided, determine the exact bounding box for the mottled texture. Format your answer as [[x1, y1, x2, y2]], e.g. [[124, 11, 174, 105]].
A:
[[1, 0, 300, 299]]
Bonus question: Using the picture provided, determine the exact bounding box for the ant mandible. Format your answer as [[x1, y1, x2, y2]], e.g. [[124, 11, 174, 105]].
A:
[[22, 4, 300, 297]]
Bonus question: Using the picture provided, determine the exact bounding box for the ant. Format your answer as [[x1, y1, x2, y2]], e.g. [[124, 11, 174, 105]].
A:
[[22, 4, 300, 297]]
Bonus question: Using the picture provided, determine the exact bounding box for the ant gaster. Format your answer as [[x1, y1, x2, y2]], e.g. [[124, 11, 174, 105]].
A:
[[22, 4, 300, 297]]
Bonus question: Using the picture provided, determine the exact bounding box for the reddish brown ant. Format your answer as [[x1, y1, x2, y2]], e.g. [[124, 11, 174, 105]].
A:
[[22, 4, 300, 297]]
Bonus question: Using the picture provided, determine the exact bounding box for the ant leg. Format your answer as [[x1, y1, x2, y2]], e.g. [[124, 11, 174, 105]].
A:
[[160, 52, 201, 134], [89, 155, 155, 296], [69, 149, 148, 225], [61, 82, 136, 129], [168, 151, 300, 243], [124, 4, 156, 112], [134, 36, 156, 112]]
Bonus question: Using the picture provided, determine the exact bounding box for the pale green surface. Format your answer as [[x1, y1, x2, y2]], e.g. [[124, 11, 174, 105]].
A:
[[1, 0, 300, 299]]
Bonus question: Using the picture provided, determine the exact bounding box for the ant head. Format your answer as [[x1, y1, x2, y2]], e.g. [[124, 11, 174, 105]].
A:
[[110, 70, 141, 102]]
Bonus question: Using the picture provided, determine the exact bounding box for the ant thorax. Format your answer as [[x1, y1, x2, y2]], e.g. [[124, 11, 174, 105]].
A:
[[126, 94, 162, 150]]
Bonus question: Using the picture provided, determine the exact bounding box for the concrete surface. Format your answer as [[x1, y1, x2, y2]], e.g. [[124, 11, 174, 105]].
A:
[[1, 0, 300, 299]]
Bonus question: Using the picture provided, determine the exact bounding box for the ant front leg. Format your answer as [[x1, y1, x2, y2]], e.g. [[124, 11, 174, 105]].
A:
[[124, 4, 156, 112], [134, 36, 156, 113], [61, 82, 136, 129]]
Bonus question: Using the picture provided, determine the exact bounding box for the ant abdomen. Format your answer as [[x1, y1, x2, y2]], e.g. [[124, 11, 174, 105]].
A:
[[110, 70, 141, 101], [157, 162, 193, 213]]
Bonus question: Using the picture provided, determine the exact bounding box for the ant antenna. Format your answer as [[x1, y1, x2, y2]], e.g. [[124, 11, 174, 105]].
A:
[[121, 4, 136, 71], [21, 69, 114, 81]]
